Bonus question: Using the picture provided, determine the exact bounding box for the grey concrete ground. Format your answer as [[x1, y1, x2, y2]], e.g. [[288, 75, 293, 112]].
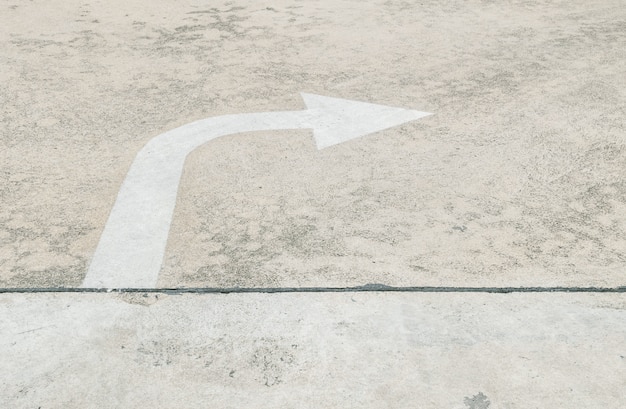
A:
[[2, 293, 626, 408], [2, 0, 626, 407]]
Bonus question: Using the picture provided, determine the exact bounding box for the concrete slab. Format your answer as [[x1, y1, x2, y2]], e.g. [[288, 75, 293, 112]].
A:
[[1, 0, 625, 288], [0, 0, 626, 287], [2, 292, 625, 408]]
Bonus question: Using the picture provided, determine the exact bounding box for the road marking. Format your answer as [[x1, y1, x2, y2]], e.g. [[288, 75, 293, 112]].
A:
[[81, 93, 431, 289]]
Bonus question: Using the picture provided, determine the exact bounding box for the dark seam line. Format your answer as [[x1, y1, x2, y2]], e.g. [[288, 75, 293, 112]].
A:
[[0, 285, 625, 294]]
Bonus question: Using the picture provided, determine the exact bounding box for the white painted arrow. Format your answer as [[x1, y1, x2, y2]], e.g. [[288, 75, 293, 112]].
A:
[[81, 93, 431, 288]]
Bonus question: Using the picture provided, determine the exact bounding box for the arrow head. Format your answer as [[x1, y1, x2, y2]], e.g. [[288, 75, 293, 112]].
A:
[[301, 93, 432, 150]]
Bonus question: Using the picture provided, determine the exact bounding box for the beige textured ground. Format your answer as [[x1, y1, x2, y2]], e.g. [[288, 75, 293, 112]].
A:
[[1, 0, 625, 287]]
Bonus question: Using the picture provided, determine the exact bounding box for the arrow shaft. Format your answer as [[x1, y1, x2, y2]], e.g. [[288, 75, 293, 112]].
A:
[[82, 109, 313, 288], [81, 93, 431, 289]]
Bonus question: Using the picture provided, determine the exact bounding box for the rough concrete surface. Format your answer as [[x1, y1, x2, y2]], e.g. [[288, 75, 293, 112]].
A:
[[2, 1, 626, 407], [2, 293, 625, 408], [1, 0, 625, 288]]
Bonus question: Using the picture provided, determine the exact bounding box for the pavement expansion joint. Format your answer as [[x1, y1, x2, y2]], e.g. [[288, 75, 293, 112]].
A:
[[1, 285, 625, 294]]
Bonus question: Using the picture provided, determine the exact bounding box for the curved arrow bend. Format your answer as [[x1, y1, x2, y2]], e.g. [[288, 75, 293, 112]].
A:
[[82, 93, 431, 289]]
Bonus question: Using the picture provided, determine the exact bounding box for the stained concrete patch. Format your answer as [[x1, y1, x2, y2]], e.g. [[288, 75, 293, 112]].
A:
[[465, 392, 491, 409]]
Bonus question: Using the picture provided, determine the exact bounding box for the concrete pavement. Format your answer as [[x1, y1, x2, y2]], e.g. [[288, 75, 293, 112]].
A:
[[2, 0, 625, 407], [2, 0, 625, 288], [2, 292, 625, 408]]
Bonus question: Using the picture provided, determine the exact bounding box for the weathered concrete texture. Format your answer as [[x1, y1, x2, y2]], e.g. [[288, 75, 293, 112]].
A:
[[2, 0, 626, 288], [1, 293, 625, 408]]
